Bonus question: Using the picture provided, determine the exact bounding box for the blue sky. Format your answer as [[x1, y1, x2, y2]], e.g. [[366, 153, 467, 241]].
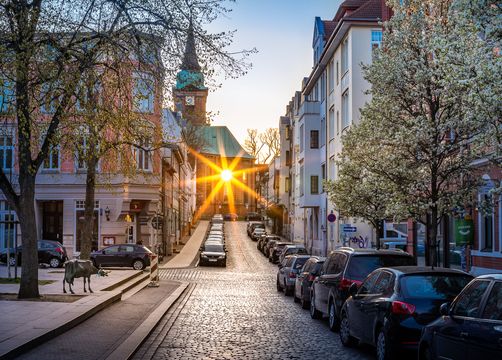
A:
[[206, 0, 342, 143]]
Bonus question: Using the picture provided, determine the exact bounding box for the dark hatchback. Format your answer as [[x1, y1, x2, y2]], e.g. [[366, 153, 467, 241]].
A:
[[419, 274, 502, 360], [310, 248, 415, 331], [339, 267, 473, 360], [294, 256, 326, 309], [269, 242, 294, 263], [91, 244, 152, 270], [199, 243, 227, 267], [0, 240, 68, 268]]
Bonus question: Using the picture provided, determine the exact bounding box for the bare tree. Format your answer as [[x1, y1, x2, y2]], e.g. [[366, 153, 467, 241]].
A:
[[243, 128, 279, 164]]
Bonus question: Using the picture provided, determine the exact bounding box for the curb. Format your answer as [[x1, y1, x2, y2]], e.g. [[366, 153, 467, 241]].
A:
[[0, 290, 122, 360], [104, 281, 190, 360]]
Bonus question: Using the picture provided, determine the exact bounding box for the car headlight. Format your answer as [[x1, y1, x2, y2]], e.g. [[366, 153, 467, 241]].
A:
[[201, 254, 208, 258], [218, 256, 225, 259]]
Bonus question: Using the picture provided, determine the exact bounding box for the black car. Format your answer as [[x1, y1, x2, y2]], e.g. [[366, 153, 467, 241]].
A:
[[199, 243, 227, 267], [419, 273, 502, 360], [339, 267, 473, 360], [278, 245, 309, 264], [245, 212, 262, 221], [224, 213, 238, 221], [294, 256, 326, 309], [258, 235, 281, 254], [91, 244, 152, 270], [269, 242, 294, 263], [310, 248, 415, 331], [0, 239, 68, 268]]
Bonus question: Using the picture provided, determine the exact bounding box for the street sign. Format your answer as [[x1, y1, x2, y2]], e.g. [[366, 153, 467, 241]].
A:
[[151, 215, 163, 230], [327, 213, 336, 223], [341, 225, 357, 233], [454, 219, 474, 245]]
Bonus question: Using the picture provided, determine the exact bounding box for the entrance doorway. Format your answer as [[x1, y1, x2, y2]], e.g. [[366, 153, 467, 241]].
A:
[[42, 201, 63, 241]]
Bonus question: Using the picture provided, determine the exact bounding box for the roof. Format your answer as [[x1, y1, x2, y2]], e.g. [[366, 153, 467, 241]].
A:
[[333, 247, 413, 256], [477, 274, 502, 280], [384, 266, 472, 276], [200, 126, 254, 159], [322, 20, 337, 40], [344, 0, 382, 20]]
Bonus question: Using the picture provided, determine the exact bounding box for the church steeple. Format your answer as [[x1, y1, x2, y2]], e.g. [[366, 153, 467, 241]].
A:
[[173, 19, 209, 125], [180, 21, 201, 72]]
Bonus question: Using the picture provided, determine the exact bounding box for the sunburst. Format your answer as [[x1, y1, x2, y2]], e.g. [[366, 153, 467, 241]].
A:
[[187, 147, 268, 221]]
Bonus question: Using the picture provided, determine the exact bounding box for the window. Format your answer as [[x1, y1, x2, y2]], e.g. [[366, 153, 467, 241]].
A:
[[310, 175, 319, 194], [285, 126, 291, 140], [481, 192, 494, 251], [285, 150, 291, 166], [75, 134, 99, 171], [40, 82, 61, 114], [134, 138, 152, 171], [0, 79, 14, 113], [358, 271, 381, 295], [134, 74, 154, 113], [482, 282, 502, 320], [342, 91, 350, 129], [328, 60, 334, 93], [0, 201, 16, 250], [336, 111, 340, 134], [104, 245, 120, 255], [400, 275, 472, 299], [75, 200, 99, 252], [320, 117, 325, 147], [336, 61, 339, 85], [328, 107, 335, 140], [0, 133, 14, 171], [43, 145, 60, 170], [320, 71, 326, 101], [341, 38, 349, 74], [321, 164, 326, 192], [373, 272, 393, 295], [300, 124, 304, 152], [329, 157, 336, 180], [310, 130, 319, 149], [300, 166, 304, 196], [371, 30, 383, 53], [453, 280, 490, 318], [285, 177, 290, 193]]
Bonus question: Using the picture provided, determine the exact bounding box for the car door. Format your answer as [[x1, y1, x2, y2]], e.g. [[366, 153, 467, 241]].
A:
[[434, 279, 491, 360], [37, 241, 49, 264], [348, 271, 381, 341], [469, 281, 502, 358], [313, 257, 331, 313], [118, 245, 136, 267], [278, 257, 289, 286], [296, 260, 311, 297], [97, 245, 121, 266]]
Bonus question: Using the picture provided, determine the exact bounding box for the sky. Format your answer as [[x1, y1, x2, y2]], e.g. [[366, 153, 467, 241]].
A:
[[205, 0, 342, 144]]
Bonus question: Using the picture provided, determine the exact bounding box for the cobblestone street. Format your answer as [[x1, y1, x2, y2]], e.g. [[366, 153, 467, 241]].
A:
[[134, 222, 374, 360]]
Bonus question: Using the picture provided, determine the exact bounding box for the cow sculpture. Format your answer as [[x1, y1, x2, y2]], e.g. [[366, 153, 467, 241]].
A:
[[63, 259, 108, 294]]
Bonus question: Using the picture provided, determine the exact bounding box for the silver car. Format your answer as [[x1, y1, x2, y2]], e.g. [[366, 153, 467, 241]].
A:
[[276, 255, 311, 296]]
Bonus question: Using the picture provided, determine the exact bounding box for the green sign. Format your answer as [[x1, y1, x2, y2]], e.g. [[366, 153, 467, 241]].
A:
[[454, 219, 474, 245]]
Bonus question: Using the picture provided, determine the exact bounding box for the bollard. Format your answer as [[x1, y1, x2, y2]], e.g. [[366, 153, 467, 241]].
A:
[[148, 254, 160, 287]]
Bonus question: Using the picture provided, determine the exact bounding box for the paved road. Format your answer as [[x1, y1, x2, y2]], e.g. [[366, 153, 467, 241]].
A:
[[134, 221, 374, 360]]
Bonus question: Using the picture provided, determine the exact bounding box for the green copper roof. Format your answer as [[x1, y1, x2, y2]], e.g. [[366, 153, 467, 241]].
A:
[[201, 126, 253, 159], [175, 69, 206, 90]]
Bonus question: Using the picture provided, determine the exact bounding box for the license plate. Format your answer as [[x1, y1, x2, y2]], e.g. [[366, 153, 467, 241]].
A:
[[209, 259, 217, 262]]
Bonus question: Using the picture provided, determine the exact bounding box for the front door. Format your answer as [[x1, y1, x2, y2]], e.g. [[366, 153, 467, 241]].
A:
[[42, 201, 63, 241]]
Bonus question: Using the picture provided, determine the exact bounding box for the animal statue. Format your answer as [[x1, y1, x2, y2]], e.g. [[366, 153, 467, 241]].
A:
[[63, 259, 108, 294]]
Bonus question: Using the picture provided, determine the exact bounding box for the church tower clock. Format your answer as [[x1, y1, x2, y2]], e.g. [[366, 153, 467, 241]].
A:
[[173, 22, 209, 125]]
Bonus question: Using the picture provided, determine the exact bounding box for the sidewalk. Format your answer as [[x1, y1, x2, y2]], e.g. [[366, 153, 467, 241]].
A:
[[0, 265, 187, 359], [160, 220, 209, 269]]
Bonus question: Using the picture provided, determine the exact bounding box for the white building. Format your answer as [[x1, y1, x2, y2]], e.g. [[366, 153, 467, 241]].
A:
[[302, 0, 383, 252]]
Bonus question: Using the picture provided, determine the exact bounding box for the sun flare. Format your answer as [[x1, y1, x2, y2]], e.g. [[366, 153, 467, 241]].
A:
[[221, 169, 233, 182]]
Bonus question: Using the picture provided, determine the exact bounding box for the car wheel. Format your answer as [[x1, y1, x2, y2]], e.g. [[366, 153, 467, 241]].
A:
[[328, 300, 340, 332], [340, 312, 357, 347], [310, 292, 322, 319], [300, 289, 310, 309], [293, 290, 300, 303], [8, 256, 16, 266], [276, 277, 282, 292], [132, 259, 145, 270], [376, 328, 394, 360], [49, 257, 61, 268], [284, 281, 292, 296]]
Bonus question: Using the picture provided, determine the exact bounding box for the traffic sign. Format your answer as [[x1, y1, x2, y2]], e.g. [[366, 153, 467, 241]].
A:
[[151, 216, 163, 230], [341, 225, 357, 233], [327, 213, 336, 223]]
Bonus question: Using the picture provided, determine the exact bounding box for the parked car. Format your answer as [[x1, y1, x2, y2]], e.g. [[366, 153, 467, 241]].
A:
[[310, 248, 415, 331], [0, 239, 68, 268], [91, 244, 152, 270], [247, 221, 265, 237], [264, 239, 278, 258], [339, 267, 473, 360], [419, 273, 502, 360], [269, 242, 294, 263], [251, 228, 266, 241], [276, 255, 311, 296], [199, 243, 227, 267], [294, 256, 326, 309], [224, 213, 238, 221], [245, 212, 262, 221], [205, 238, 225, 245], [278, 245, 309, 264], [258, 235, 281, 254]]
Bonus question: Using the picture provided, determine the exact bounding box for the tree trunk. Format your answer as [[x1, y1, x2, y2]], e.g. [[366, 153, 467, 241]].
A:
[[17, 180, 40, 299], [81, 150, 98, 260], [429, 206, 438, 267]]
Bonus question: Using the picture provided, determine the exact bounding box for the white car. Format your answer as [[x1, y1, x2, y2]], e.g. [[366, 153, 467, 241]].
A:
[[251, 228, 266, 241]]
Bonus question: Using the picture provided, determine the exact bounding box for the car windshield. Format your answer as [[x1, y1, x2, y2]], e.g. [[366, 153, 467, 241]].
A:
[[204, 244, 224, 253], [293, 257, 309, 270], [400, 274, 472, 299], [346, 255, 414, 281]]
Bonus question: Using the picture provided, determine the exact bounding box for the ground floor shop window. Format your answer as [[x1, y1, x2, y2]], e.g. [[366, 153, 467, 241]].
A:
[[0, 201, 15, 250]]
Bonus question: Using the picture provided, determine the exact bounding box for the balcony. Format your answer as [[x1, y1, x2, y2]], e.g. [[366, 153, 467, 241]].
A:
[[299, 101, 320, 118]]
